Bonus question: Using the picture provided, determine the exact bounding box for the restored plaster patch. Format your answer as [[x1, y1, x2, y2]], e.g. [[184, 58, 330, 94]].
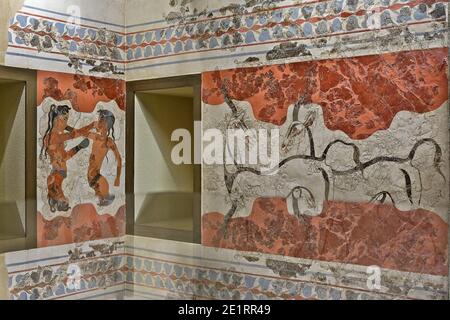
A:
[[266, 259, 307, 278], [266, 42, 311, 61]]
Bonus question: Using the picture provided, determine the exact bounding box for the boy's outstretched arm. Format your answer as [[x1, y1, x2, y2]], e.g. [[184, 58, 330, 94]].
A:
[[108, 138, 122, 187], [65, 122, 96, 139]]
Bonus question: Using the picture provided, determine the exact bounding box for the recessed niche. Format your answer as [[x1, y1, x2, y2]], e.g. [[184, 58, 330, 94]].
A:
[[128, 76, 201, 243], [0, 79, 26, 241], [0, 65, 36, 254]]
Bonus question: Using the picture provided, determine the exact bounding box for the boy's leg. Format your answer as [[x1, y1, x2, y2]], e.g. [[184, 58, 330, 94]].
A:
[[95, 175, 115, 206], [97, 176, 112, 199], [47, 171, 70, 212]]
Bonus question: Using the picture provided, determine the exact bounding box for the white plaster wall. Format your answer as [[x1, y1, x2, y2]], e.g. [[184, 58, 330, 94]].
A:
[[2, 0, 126, 76], [0, 0, 24, 64]]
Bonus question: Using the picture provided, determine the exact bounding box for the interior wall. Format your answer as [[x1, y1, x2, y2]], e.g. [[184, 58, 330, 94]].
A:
[[0, 0, 24, 65], [0, 81, 26, 236], [124, 0, 448, 81], [0, 1, 131, 296], [0, 0, 128, 249], [4, 235, 448, 300], [134, 92, 194, 219], [2, 0, 126, 78], [5, 237, 127, 300], [126, 0, 450, 300], [0, 0, 447, 301]]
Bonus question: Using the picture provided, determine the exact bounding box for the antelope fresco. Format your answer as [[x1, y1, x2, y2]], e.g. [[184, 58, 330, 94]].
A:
[[201, 47, 449, 277]]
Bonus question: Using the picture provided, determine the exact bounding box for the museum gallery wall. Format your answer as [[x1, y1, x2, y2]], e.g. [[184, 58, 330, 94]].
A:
[[0, 0, 449, 300]]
